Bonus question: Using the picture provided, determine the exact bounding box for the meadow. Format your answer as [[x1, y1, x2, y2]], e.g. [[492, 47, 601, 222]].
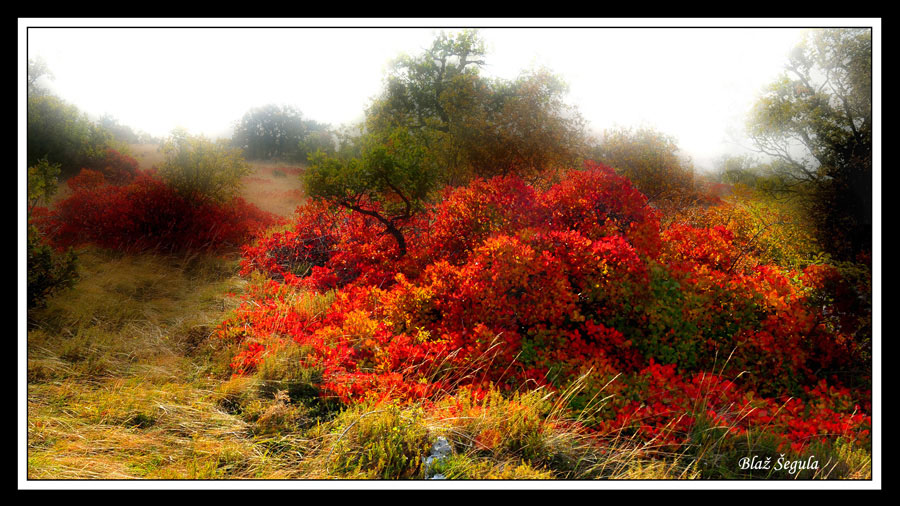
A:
[[26, 151, 872, 481], [25, 28, 874, 482]]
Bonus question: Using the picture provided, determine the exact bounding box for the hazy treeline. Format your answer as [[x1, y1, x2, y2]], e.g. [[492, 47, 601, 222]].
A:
[[27, 27, 873, 274]]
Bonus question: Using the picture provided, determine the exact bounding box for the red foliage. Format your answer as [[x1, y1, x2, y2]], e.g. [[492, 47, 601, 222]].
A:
[[218, 160, 871, 453], [85, 148, 140, 184], [599, 361, 870, 452], [35, 169, 278, 253]]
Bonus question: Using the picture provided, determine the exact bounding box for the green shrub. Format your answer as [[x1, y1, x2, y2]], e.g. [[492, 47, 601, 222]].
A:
[[27, 158, 77, 309], [158, 129, 251, 203], [27, 227, 78, 309], [27, 95, 116, 177], [429, 453, 554, 479], [327, 402, 431, 479]]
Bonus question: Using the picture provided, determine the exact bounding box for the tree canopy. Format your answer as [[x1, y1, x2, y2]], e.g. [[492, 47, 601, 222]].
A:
[[305, 128, 436, 257], [27, 57, 54, 97], [27, 94, 117, 177], [304, 30, 589, 257], [232, 104, 332, 161], [365, 30, 587, 184], [591, 126, 696, 206], [747, 28, 872, 260]]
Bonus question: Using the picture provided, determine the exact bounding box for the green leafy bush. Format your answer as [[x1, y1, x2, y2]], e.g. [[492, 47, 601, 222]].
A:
[[158, 129, 252, 203], [27, 95, 117, 177], [27, 159, 77, 309]]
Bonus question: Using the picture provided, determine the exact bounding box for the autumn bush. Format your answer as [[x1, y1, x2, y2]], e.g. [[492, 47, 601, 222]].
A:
[[34, 169, 278, 254], [83, 148, 140, 184], [220, 160, 871, 458]]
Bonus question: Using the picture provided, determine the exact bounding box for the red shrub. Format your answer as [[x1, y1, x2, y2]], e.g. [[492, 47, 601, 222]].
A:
[[85, 148, 140, 184], [219, 160, 871, 454], [36, 169, 278, 253]]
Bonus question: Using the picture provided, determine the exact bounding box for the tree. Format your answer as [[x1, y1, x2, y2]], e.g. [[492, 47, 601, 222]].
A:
[[27, 95, 115, 176], [28, 57, 54, 97], [27, 158, 62, 213], [296, 121, 336, 159], [98, 114, 140, 144], [368, 30, 486, 136], [459, 69, 587, 181], [27, 60, 131, 176], [158, 128, 251, 203], [366, 30, 587, 184], [304, 30, 589, 257], [591, 126, 695, 206], [747, 28, 872, 260], [232, 104, 331, 161], [27, 158, 78, 309], [305, 128, 436, 257]]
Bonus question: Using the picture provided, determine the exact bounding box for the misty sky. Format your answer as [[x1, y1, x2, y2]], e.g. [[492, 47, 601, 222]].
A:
[[22, 21, 871, 172]]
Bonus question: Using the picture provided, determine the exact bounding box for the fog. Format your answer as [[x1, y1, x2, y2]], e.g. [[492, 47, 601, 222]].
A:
[[23, 22, 843, 172]]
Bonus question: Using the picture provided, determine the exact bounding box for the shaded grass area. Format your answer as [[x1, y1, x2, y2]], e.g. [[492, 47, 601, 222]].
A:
[[26, 248, 283, 479]]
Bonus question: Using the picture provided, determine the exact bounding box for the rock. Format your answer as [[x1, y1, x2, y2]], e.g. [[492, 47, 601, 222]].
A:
[[424, 436, 453, 479]]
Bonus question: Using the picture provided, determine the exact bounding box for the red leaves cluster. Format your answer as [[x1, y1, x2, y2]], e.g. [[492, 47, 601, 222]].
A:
[[219, 160, 871, 452], [34, 169, 278, 253], [85, 148, 140, 184], [601, 362, 870, 452]]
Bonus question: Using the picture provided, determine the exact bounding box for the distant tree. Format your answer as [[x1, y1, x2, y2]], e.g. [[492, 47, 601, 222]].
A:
[[714, 154, 800, 198], [459, 69, 587, 181], [27, 57, 54, 97], [27, 95, 114, 177], [591, 126, 696, 206], [232, 104, 331, 161], [366, 30, 587, 184], [716, 154, 762, 187], [136, 131, 161, 145], [98, 114, 140, 144], [296, 120, 336, 159], [747, 28, 872, 260], [158, 128, 252, 203]]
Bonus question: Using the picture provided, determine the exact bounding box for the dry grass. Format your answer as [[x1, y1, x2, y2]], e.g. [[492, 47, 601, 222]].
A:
[[240, 160, 307, 218], [25, 247, 271, 479], [129, 143, 166, 170]]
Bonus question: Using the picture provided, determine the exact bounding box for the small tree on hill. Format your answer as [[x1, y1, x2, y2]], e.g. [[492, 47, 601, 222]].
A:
[[304, 128, 436, 258], [232, 105, 333, 162]]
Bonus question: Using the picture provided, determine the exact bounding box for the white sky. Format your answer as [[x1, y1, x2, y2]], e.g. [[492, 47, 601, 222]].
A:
[[22, 20, 875, 172]]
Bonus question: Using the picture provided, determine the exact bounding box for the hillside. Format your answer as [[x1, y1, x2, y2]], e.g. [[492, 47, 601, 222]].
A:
[[25, 153, 872, 481]]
